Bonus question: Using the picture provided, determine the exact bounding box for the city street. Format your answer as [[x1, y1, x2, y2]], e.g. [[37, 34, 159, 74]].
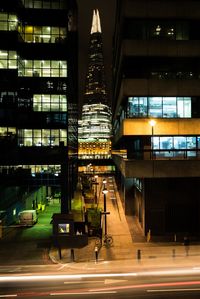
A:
[[1, 176, 200, 298], [1, 266, 200, 298]]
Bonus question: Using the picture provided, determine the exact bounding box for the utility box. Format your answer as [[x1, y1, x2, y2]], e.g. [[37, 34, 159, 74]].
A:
[[52, 213, 88, 248]]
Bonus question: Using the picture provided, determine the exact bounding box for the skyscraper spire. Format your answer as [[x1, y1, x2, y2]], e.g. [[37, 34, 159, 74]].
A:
[[78, 9, 112, 160], [84, 8, 107, 105], [91, 9, 102, 34]]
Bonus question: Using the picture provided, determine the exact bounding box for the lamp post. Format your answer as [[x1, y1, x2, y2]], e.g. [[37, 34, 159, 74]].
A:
[[149, 119, 156, 160], [94, 175, 98, 203], [102, 186, 108, 235]]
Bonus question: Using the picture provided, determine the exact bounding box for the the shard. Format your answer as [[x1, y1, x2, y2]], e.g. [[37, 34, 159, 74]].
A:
[[79, 9, 112, 160]]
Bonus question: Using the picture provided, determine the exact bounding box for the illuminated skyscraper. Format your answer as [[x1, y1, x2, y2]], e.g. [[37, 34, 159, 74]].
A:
[[79, 9, 112, 160]]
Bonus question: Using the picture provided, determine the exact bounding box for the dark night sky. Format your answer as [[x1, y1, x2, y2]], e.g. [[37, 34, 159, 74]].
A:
[[76, 0, 116, 110]]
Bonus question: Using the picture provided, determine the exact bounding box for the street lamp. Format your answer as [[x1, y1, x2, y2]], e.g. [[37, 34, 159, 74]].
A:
[[149, 119, 156, 160], [94, 175, 98, 203], [86, 163, 92, 173], [103, 178, 107, 185], [102, 186, 108, 235]]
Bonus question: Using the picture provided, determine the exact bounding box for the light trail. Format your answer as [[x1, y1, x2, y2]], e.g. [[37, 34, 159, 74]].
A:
[[0, 272, 137, 282], [89, 280, 200, 292], [0, 275, 200, 297], [1, 267, 200, 282], [147, 288, 200, 292]]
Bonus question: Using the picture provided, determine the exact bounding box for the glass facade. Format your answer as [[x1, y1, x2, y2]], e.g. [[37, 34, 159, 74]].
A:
[[18, 60, 67, 77], [0, 12, 67, 44], [33, 94, 67, 112], [22, 25, 66, 44], [0, 13, 18, 31], [18, 129, 67, 147], [0, 0, 78, 218], [79, 103, 112, 140], [153, 136, 200, 158], [0, 51, 67, 77], [21, 0, 66, 9], [128, 96, 191, 118], [0, 50, 17, 69], [124, 19, 193, 41]]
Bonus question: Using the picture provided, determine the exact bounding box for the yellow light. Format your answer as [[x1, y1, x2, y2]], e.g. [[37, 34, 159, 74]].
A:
[[149, 119, 156, 127]]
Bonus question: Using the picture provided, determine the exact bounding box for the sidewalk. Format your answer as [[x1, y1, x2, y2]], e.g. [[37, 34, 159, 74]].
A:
[[49, 175, 200, 273]]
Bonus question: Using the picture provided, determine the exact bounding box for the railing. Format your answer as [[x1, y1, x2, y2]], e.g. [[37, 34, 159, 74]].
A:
[[112, 149, 200, 160]]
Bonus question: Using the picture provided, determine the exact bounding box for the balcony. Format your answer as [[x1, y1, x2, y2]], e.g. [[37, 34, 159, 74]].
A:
[[112, 154, 200, 178]]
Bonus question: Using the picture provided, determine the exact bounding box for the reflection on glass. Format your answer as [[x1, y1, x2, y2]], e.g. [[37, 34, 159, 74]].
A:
[[153, 136, 198, 159], [128, 96, 191, 118]]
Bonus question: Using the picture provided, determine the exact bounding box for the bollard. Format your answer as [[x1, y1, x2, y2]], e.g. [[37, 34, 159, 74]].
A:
[[58, 245, 62, 260], [95, 246, 98, 262], [183, 236, 190, 256], [137, 249, 141, 260], [0, 220, 2, 239], [147, 229, 151, 242], [174, 234, 177, 242], [71, 248, 75, 262]]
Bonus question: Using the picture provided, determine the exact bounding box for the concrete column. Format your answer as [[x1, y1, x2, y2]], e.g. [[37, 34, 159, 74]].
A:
[[124, 177, 134, 215], [61, 161, 69, 214]]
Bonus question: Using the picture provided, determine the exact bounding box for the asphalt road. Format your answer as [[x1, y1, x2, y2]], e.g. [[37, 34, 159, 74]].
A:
[[1, 266, 200, 298]]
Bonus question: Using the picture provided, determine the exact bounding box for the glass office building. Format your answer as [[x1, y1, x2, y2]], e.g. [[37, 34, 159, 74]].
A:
[[0, 0, 78, 224]]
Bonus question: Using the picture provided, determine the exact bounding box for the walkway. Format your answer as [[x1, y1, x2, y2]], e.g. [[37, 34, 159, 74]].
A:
[[49, 175, 200, 270]]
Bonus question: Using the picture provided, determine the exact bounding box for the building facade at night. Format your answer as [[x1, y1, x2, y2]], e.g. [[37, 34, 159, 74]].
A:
[[78, 9, 112, 167], [0, 0, 78, 224], [112, 0, 200, 238]]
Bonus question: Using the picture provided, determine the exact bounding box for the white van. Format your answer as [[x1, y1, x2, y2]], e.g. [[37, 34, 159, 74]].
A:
[[18, 210, 38, 226]]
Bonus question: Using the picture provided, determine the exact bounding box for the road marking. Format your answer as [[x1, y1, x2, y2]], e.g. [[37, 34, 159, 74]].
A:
[[64, 280, 104, 284], [0, 295, 17, 298], [64, 279, 127, 285], [105, 279, 127, 284], [147, 288, 200, 292], [58, 265, 66, 270], [50, 291, 116, 295], [89, 291, 117, 294]]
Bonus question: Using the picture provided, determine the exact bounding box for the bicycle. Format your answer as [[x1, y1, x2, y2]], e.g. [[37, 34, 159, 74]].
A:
[[103, 234, 113, 247]]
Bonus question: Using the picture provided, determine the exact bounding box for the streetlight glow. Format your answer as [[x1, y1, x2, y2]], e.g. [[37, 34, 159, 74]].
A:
[[149, 119, 156, 127], [102, 187, 108, 195]]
